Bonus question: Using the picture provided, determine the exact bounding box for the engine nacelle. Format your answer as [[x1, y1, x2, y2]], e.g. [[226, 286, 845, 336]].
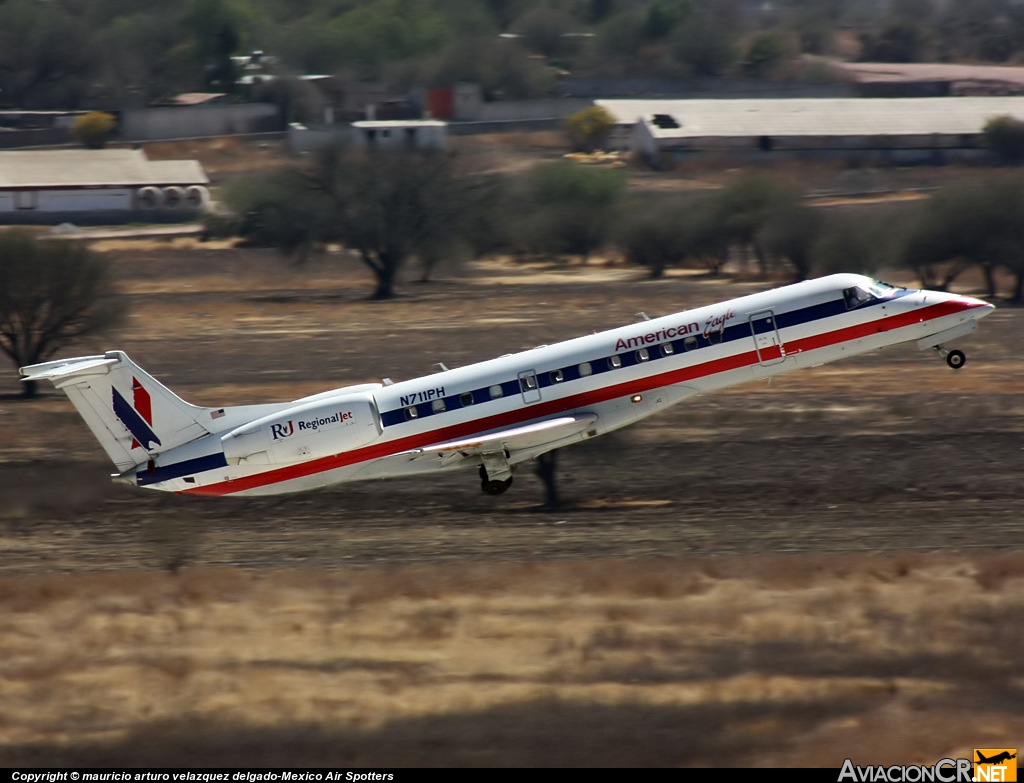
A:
[[221, 393, 381, 466]]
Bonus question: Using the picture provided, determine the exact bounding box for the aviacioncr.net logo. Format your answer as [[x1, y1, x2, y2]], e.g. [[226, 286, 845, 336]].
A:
[[839, 758, 973, 783], [974, 749, 1017, 782]]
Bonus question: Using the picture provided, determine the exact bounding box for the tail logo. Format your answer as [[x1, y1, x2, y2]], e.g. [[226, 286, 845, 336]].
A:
[[112, 377, 162, 450]]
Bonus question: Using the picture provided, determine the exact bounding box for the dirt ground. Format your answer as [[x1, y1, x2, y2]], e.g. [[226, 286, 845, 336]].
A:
[[0, 247, 1021, 766]]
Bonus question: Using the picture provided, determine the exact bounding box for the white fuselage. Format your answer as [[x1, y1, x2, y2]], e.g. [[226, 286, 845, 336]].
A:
[[136, 274, 993, 497]]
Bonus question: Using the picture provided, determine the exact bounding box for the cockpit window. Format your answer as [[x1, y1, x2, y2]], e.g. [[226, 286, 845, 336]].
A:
[[843, 286, 875, 309], [866, 280, 898, 299]]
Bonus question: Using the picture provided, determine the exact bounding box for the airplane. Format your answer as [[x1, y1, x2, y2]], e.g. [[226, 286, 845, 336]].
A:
[[976, 752, 1016, 765], [20, 273, 994, 498]]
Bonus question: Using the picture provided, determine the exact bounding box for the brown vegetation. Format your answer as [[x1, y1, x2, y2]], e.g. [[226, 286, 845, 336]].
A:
[[1, 556, 1022, 766]]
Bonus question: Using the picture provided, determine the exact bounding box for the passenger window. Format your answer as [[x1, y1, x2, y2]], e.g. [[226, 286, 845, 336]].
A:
[[404, 406, 418, 420], [489, 384, 503, 399], [550, 369, 564, 383], [708, 330, 723, 345], [520, 374, 538, 392], [661, 343, 674, 356], [460, 392, 475, 407], [431, 398, 446, 413], [684, 337, 698, 351], [608, 355, 622, 369], [578, 362, 593, 377], [636, 348, 649, 362]]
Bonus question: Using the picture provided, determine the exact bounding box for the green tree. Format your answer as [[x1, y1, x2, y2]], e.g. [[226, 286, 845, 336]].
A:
[[187, 0, 240, 90], [520, 161, 626, 261], [983, 115, 1024, 164], [618, 197, 692, 279], [0, 231, 127, 398], [670, 7, 736, 76], [811, 210, 903, 277], [618, 195, 729, 278], [713, 176, 802, 276], [224, 169, 331, 258], [512, 6, 576, 60], [71, 111, 117, 149], [899, 178, 1024, 299], [642, 0, 692, 40], [858, 20, 927, 62], [744, 30, 792, 77], [757, 200, 822, 282], [0, 0, 93, 108]]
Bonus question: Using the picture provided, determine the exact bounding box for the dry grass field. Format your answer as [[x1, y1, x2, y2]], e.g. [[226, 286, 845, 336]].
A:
[[0, 245, 1022, 766]]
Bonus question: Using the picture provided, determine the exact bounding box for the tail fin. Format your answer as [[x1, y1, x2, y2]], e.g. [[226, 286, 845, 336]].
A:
[[19, 350, 212, 472]]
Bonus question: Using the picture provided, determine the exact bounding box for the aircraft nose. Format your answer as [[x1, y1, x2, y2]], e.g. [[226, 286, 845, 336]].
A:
[[958, 295, 995, 318]]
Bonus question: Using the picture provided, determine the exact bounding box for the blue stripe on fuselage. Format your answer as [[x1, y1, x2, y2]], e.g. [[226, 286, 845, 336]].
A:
[[379, 292, 887, 428], [137, 452, 228, 486]]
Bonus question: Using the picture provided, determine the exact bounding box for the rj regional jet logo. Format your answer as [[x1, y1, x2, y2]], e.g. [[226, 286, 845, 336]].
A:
[[975, 750, 1017, 782], [270, 410, 353, 440], [270, 421, 294, 440]]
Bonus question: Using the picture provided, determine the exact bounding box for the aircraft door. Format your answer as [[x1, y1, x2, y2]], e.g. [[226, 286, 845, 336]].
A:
[[518, 370, 541, 404], [748, 309, 786, 366]]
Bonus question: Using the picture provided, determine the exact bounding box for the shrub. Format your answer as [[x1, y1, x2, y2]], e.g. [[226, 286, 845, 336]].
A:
[[71, 111, 117, 149], [983, 115, 1024, 164], [565, 106, 616, 152]]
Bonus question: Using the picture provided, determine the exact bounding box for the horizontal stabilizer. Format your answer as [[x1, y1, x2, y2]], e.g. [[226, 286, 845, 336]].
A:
[[19, 355, 119, 385]]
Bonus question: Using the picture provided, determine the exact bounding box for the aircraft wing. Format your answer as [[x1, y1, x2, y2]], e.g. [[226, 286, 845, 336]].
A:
[[402, 414, 597, 466]]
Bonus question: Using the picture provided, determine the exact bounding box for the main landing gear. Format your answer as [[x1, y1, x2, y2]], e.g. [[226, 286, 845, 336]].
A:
[[934, 345, 967, 370], [480, 466, 513, 495]]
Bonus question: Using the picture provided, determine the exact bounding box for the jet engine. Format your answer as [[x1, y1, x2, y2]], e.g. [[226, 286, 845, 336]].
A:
[[221, 392, 381, 466]]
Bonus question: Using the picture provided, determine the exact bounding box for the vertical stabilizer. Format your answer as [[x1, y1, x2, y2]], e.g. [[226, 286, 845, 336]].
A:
[[19, 351, 212, 472]]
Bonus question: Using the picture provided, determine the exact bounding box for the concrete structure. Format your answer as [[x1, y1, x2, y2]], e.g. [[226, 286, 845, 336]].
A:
[[350, 120, 447, 152], [597, 97, 1024, 165], [0, 148, 209, 223], [0, 110, 85, 149], [450, 83, 590, 123], [120, 103, 282, 141]]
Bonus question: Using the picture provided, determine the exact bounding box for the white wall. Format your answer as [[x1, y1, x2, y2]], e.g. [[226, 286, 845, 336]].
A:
[[121, 104, 281, 141], [0, 188, 133, 213], [350, 124, 447, 151]]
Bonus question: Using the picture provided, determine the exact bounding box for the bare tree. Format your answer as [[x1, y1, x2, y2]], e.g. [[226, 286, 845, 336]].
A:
[[0, 231, 126, 398], [307, 149, 467, 299], [228, 150, 479, 299]]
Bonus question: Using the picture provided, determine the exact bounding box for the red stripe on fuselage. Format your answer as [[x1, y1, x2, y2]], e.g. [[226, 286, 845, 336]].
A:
[[182, 299, 979, 496]]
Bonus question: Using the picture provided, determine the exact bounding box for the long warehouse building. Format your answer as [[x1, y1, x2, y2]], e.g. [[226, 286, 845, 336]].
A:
[[597, 97, 1024, 165]]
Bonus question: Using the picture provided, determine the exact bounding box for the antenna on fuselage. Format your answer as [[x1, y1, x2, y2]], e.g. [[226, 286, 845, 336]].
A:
[[636, 312, 650, 321], [434, 362, 449, 372]]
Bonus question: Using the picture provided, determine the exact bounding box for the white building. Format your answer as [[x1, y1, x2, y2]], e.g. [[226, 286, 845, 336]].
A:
[[0, 148, 210, 221], [597, 97, 1024, 165], [350, 120, 448, 152]]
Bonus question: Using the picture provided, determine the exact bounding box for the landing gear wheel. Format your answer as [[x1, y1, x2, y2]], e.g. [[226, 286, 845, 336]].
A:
[[481, 477, 513, 496], [946, 349, 966, 370]]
